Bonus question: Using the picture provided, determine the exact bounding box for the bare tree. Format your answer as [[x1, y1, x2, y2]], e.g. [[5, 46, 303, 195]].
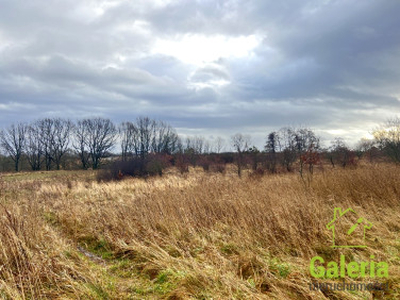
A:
[[120, 118, 179, 160], [151, 121, 179, 154], [231, 133, 251, 177], [373, 117, 400, 163], [274, 127, 320, 174], [36, 119, 55, 170], [25, 123, 43, 171], [329, 138, 355, 168], [137, 117, 155, 159], [214, 136, 225, 153], [231, 133, 250, 153], [74, 120, 90, 169], [292, 127, 320, 176], [85, 118, 117, 169], [176, 137, 184, 153], [0, 123, 27, 172], [184, 136, 192, 151], [276, 127, 297, 171], [193, 136, 205, 154], [120, 121, 139, 160], [203, 140, 211, 154], [52, 119, 73, 170], [356, 138, 377, 162]]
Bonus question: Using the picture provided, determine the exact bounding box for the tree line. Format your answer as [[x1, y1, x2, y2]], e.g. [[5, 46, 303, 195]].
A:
[[0, 117, 227, 172], [1, 116, 399, 177]]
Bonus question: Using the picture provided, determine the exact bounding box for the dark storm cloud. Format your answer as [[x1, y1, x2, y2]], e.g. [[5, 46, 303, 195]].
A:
[[1, 0, 400, 147]]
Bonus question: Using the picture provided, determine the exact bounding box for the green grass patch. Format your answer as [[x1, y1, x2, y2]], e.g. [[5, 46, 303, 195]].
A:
[[80, 237, 115, 260], [86, 283, 110, 299], [269, 258, 291, 278]]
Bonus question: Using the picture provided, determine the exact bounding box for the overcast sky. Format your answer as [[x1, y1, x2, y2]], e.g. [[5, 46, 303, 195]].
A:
[[1, 0, 400, 148]]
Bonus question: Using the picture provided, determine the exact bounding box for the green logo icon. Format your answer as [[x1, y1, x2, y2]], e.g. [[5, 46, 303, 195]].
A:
[[326, 207, 373, 248], [309, 208, 389, 280]]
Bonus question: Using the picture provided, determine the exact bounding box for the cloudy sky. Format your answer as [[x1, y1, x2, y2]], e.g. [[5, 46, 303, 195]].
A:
[[1, 0, 400, 148]]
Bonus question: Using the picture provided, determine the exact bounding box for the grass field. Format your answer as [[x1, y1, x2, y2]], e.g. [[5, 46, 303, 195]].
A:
[[0, 165, 399, 299]]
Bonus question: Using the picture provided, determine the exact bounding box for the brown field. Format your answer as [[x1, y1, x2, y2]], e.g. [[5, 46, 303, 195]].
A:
[[0, 165, 399, 299]]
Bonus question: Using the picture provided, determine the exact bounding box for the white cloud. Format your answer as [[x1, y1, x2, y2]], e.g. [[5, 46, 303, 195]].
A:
[[69, 0, 127, 22], [152, 34, 262, 65]]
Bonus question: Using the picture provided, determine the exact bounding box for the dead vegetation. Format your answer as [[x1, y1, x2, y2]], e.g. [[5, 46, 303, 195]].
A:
[[0, 165, 399, 299]]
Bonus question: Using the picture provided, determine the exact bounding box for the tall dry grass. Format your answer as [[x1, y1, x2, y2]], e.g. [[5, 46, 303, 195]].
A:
[[0, 185, 107, 299], [0, 165, 399, 298]]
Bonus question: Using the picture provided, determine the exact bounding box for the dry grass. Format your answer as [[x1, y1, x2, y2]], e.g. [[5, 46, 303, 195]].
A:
[[0, 164, 399, 299]]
